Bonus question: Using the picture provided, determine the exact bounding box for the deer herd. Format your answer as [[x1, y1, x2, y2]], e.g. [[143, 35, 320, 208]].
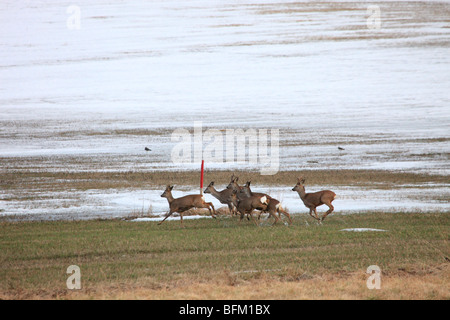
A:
[[159, 174, 336, 227]]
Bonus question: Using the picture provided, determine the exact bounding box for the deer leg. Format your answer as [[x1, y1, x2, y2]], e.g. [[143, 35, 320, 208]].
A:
[[257, 211, 262, 221], [207, 202, 216, 219], [158, 210, 175, 225], [271, 214, 279, 226], [201, 202, 216, 219], [248, 212, 259, 226], [232, 205, 238, 216], [313, 208, 323, 225], [227, 203, 234, 216], [279, 208, 293, 225], [247, 209, 255, 222], [321, 202, 334, 222], [238, 211, 245, 223], [309, 207, 321, 223], [313, 208, 320, 221], [308, 208, 318, 220], [267, 208, 279, 226]]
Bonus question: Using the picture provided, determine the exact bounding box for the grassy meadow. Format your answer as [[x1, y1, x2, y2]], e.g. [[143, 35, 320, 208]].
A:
[[1, 0, 449, 301], [1, 211, 448, 299]]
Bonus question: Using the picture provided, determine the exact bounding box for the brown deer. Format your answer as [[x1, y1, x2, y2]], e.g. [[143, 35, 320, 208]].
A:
[[292, 177, 336, 223], [226, 174, 272, 220], [241, 181, 292, 225], [159, 185, 216, 226], [204, 181, 236, 215], [227, 174, 272, 200], [229, 189, 269, 225], [226, 174, 245, 198]]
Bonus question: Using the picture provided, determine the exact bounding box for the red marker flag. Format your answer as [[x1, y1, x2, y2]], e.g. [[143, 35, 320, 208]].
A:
[[200, 160, 204, 195]]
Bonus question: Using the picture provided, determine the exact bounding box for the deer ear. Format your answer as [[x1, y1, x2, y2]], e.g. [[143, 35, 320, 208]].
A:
[[169, 185, 174, 190]]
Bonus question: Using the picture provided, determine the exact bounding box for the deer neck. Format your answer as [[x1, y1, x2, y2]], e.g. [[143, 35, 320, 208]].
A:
[[209, 186, 222, 198], [297, 188, 307, 201], [242, 187, 252, 197], [165, 192, 175, 204], [230, 183, 241, 194]]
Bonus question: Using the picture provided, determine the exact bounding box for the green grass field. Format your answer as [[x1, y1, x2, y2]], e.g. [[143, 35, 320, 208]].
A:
[[1, 212, 448, 299]]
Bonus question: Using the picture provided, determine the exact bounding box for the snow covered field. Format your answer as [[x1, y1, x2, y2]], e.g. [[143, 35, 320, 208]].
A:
[[2, 184, 449, 221], [1, 1, 449, 220]]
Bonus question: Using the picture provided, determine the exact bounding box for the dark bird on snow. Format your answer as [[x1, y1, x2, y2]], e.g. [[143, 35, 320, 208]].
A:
[[145, 147, 151, 151], [338, 147, 345, 151]]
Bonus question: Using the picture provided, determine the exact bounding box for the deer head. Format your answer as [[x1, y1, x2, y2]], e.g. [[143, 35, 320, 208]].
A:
[[292, 177, 306, 192], [240, 181, 252, 197], [204, 181, 214, 194], [226, 174, 239, 190], [161, 185, 174, 198]]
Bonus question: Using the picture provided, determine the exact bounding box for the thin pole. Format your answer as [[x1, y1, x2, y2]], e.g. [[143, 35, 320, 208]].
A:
[[200, 159, 204, 195]]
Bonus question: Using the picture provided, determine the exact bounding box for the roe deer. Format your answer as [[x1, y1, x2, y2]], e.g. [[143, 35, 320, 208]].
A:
[[227, 174, 273, 201], [204, 181, 236, 215], [226, 174, 271, 220], [159, 185, 216, 226], [226, 174, 245, 198], [292, 177, 336, 223], [230, 189, 269, 225], [241, 181, 292, 225]]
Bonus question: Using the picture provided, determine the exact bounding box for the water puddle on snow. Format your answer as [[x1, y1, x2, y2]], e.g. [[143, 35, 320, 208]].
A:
[[340, 228, 387, 232]]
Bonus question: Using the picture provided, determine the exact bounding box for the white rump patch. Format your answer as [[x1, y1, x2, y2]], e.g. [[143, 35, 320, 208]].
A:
[[260, 196, 268, 205]]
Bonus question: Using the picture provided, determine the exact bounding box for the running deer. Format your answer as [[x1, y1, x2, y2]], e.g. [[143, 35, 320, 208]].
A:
[[204, 181, 236, 215], [226, 174, 244, 198], [230, 189, 269, 225], [292, 177, 336, 223], [241, 181, 292, 225], [227, 175, 274, 220], [159, 185, 216, 226], [227, 174, 272, 200]]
